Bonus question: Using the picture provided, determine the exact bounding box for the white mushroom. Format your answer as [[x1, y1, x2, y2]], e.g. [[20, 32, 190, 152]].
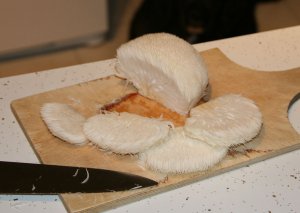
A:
[[40, 103, 88, 145], [139, 127, 228, 173], [83, 112, 171, 154], [184, 94, 263, 147], [40, 34, 264, 175], [116, 33, 208, 115]]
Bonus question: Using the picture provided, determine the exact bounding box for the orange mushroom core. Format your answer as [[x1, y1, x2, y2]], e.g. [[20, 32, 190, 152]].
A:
[[103, 93, 187, 127]]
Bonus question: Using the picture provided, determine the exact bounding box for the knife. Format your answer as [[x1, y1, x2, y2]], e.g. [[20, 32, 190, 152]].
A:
[[0, 161, 157, 194]]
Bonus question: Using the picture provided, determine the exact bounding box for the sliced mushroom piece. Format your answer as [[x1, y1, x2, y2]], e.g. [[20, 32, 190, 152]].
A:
[[139, 127, 227, 173], [40, 103, 88, 145], [116, 33, 208, 115], [83, 112, 171, 154], [184, 94, 263, 147]]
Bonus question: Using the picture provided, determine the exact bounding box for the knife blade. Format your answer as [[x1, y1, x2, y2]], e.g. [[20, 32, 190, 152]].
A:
[[0, 161, 157, 194]]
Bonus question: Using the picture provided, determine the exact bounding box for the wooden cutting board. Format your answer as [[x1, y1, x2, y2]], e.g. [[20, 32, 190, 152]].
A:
[[11, 49, 300, 212]]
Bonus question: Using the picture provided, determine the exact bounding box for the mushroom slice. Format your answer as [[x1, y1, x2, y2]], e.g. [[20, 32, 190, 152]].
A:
[[40, 103, 87, 145], [184, 94, 263, 147], [139, 127, 227, 173], [83, 112, 171, 154], [116, 33, 208, 115]]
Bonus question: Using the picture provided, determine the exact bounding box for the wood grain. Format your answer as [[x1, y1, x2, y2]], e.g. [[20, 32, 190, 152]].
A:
[[11, 49, 300, 212]]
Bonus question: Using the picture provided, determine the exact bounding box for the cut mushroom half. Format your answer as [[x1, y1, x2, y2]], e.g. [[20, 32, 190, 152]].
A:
[[139, 127, 228, 173], [184, 94, 263, 147], [83, 112, 172, 154], [116, 33, 208, 115], [40, 103, 88, 145]]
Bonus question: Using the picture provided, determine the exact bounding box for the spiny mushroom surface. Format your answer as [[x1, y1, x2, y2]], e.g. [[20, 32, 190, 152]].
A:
[[116, 33, 208, 115], [40, 103, 87, 145], [40, 33, 264, 174], [139, 127, 228, 173], [184, 94, 263, 147], [83, 112, 172, 154]]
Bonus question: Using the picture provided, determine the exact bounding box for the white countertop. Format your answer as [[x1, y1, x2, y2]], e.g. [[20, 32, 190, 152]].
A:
[[1, 26, 300, 213]]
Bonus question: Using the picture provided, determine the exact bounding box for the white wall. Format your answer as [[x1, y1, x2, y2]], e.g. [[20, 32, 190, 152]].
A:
[[0, 0, 108, 56]]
